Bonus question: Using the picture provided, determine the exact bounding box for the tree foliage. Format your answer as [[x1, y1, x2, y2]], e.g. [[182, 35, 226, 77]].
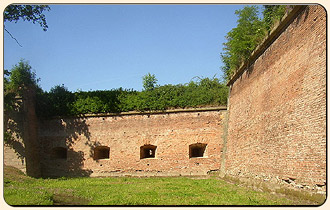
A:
[[221, 5, 288, 81], [5, 60, 40, 94], [4, 60, 40, 103], [36, 77, 228, 117], [142, 73, 158, 91], [221, 6, 265, 80], [4, 60, 40, 114], [263, 5, 287, 32], [36, 85, 75, 117], [4, 60, 40, 144], [4, 5, 51, 31]]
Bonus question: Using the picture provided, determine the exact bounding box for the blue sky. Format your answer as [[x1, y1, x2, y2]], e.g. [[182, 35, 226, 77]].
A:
[[4, 4, 251, 92]]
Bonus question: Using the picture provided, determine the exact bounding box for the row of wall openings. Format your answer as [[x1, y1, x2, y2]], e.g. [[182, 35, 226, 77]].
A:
[[51, 143, 207, 160], [140, 143, 207, 159], [50, 146, 112, 161]]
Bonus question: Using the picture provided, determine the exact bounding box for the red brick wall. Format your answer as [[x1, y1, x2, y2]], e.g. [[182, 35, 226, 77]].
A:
[[225, 5, 326, 187], [38, 108, 226, 177]]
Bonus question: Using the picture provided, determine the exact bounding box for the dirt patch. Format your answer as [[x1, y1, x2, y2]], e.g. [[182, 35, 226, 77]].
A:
[[52, 193, 90, 205]]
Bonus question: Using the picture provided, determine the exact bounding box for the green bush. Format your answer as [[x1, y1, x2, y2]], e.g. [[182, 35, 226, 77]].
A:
[[221, 5, 288, 81], [36, 77, 228, 117]]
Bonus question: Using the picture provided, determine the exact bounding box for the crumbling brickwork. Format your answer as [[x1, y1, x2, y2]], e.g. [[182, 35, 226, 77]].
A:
[[38, 108, 226, 177], [225, 5, 326, 188]]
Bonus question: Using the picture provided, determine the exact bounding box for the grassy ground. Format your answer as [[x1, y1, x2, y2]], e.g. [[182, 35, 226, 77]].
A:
[[3, 166, 325, 206]]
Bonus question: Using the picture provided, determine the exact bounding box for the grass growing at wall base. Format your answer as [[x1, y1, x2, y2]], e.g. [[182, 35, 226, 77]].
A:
[[3, 166, 322, 206]]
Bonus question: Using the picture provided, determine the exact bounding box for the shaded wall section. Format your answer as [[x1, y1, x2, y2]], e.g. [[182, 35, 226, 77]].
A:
[[4, 101, 26, 173], [38, 107, 226, 177], [225, 5, 326, 188], [4, 144, 26, 173], [4, 87, 41, 177]]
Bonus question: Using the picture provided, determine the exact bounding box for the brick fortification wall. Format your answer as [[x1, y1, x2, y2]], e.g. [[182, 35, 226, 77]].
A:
[[4, 87, 41, 177], [38, 108, 226, 177], [4, 110, 26, 172], [225, 5, 326, 188], [4, 144, 26, 173], [4, 5, 325, 191]]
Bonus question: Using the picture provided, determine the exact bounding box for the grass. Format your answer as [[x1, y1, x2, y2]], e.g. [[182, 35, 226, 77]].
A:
[[3, 166, 325, 206]]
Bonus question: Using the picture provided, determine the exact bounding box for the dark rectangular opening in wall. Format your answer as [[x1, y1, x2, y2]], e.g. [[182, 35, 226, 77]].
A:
[[189, 143, 207, 158], [94, 146, 110, 160], [140, 145, 157, 159]]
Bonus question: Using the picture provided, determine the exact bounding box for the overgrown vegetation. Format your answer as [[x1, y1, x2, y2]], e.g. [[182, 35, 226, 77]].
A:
[[36, 76, 228, 118], [4, 61, 227, 119], [4, 165, 304, 206], [221, 5, 288, 80], [263, 5, 287, 32], [4, 60, 41, 144]]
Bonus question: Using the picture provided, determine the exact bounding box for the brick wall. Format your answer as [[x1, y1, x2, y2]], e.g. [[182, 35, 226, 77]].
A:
[[4, 5, 325, 190], [38, 108, 226, 177], [4, 144, 26, 173], [225, 5, 326, 188], [4, 88, 40, 177]]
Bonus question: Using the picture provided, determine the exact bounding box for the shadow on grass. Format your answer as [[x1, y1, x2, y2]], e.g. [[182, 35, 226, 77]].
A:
[[52, 193, 90, 205]]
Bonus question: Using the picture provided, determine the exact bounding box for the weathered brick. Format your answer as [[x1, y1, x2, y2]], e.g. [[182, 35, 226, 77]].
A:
[[38, 108, 226, 177], [4, 6, 325, 192], [225, 5, 326, 188]]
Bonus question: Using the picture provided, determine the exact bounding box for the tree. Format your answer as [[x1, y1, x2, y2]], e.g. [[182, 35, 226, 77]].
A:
[[4, 59, 40, 116], [142, 73, 158, 91], [4, 60, 40, 142], [36, 85, 71, 118], [220, 5, 290, 81], [263, 5, 288, 32], [221, 6, 266, 80], [6, 60, 40, 94], [4, 5, 51, 46], [4, 60, 42, 177], [4, 60, 40, 131], [4, 5, 51, 31]]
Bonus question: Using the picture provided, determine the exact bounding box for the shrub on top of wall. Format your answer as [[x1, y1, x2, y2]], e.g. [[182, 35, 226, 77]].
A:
[[221, 5, 288, 81], [36, 77, 228, 118]]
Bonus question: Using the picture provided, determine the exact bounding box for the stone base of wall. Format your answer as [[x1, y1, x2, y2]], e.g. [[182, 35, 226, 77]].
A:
[[224, 168, 326, 194], [89, 168, 215, 177]]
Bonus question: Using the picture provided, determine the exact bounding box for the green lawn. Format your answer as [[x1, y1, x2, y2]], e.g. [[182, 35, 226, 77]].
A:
[[3, 166, 323, 206]]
